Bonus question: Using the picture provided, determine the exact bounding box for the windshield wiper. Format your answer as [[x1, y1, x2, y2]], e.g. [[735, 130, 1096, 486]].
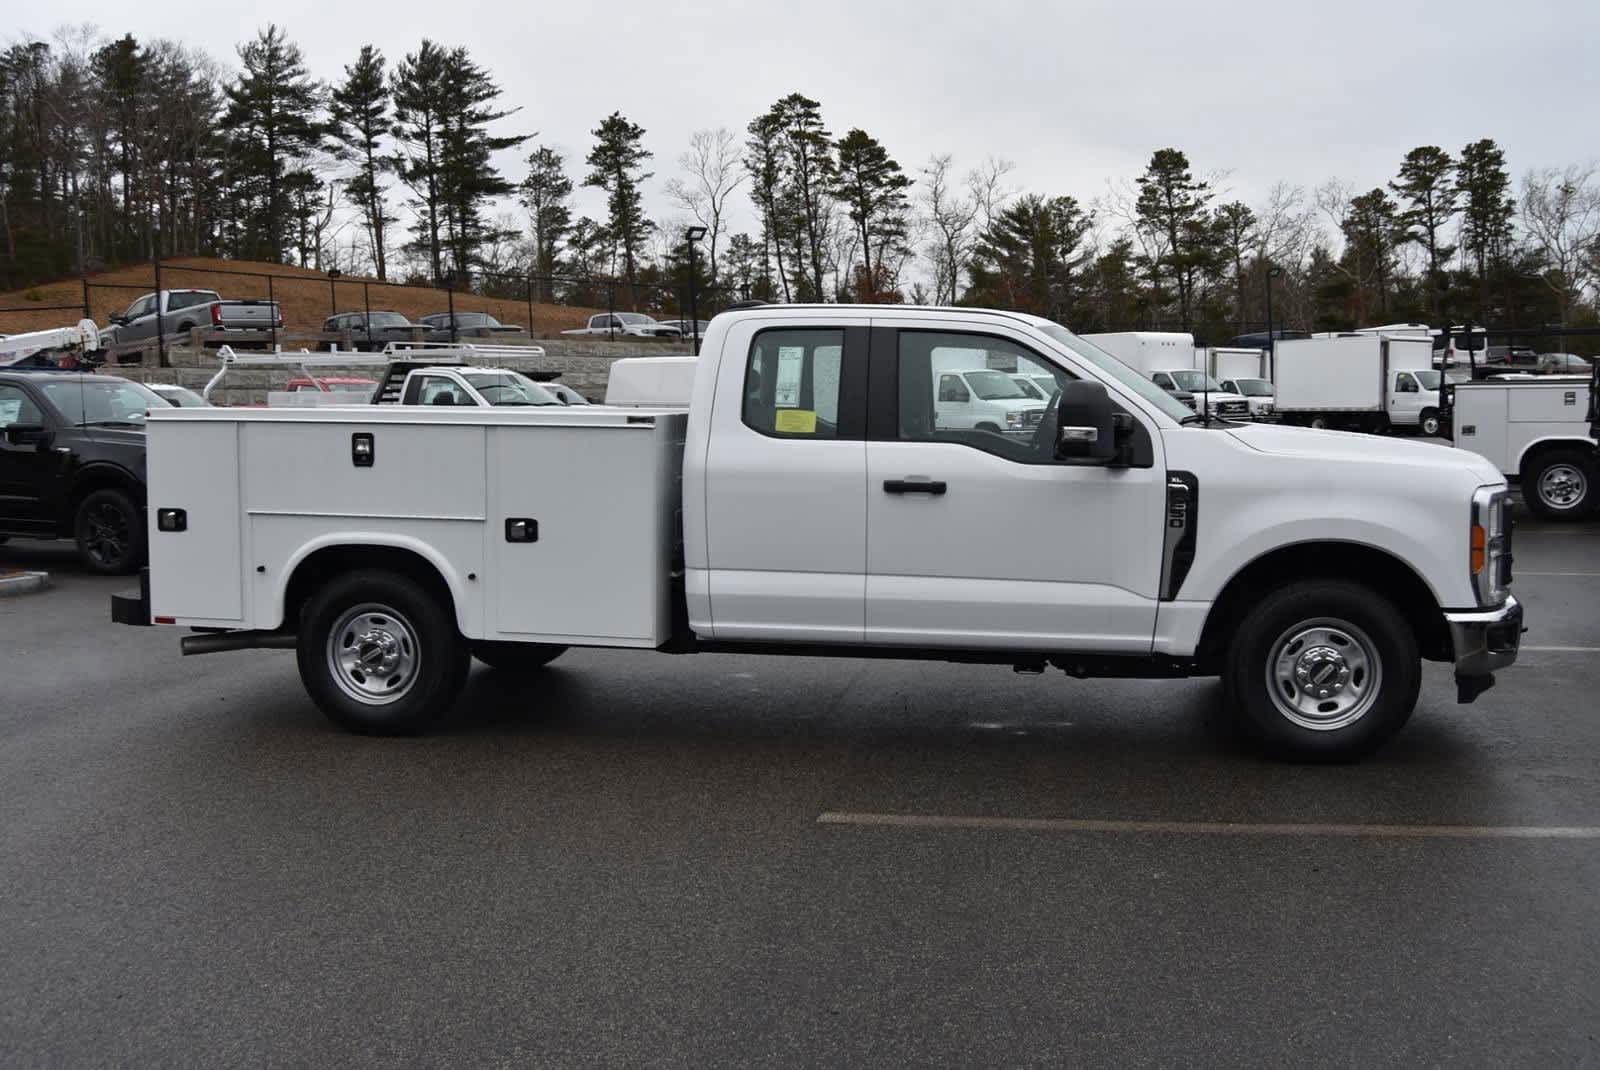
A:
[[77, 419, 143, 428]]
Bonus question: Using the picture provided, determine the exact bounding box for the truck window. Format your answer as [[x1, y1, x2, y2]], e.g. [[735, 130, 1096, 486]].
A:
[[167, 291, 215, 312], [898, 330, 1069, 464], [1396, 373, 1418, 393], [127, 296, 155, 319], [743, 329, 844, 438], [417, 376, 473, 406], [0, 385, 43, 426]]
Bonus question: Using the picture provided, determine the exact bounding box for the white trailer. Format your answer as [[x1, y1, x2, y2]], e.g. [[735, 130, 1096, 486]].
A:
[[1273, 334, 1442, 434], [1204, 347, 1270, 382], [1451, 375, 1598, 519]]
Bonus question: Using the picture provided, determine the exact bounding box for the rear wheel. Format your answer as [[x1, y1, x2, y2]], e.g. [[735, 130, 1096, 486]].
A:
[[297, 569, 468, 735], [472, 641, 567, 672], [1523, 449, 1596, 521], [1224, 580, 1419, 760], [74, 488, 145, 574]]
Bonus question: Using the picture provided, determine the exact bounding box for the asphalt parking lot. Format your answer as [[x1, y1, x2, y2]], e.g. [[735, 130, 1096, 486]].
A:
[[4, 520, 1600, 1066]]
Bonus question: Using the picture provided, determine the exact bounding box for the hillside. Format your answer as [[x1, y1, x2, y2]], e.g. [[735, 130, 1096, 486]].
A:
[[0, 258, 597, 338]]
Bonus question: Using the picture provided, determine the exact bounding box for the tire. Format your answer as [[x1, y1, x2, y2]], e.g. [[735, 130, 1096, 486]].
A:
[[74, 488, 145, 574], [297, 569, 469, 735], [1523, 448, 1596, 521], [976, 422, 1002, 433], [1223, 580, 1420, 760], [1419, 409, 1442, 437], [1308, 415, 1329, 430], [472, 641, 567, 672]]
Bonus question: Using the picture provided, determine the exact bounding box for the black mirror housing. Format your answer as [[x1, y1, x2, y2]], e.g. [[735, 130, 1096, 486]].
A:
[[1055, 381, 1119, 462], [5, 423, 48, 446]]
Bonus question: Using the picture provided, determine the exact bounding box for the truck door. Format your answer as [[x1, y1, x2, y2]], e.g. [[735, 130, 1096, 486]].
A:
[[0, 383, 55, 532], [1390, 371, 1422, 425], [700, 317, 870, 642], [864, 321, 1166, 653]]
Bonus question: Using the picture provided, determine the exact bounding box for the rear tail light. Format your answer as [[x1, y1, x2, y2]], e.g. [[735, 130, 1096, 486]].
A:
[[210, 303, 223, 326]]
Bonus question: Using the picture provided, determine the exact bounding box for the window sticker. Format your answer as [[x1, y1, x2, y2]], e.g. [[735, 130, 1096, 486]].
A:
[[0, 399, 21, 424], [773, 409, 816, 434], [774, 347, 804, 407]]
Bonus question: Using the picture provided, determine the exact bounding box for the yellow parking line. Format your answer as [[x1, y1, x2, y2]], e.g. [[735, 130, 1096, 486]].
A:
[[817, 811, 1600, 840]]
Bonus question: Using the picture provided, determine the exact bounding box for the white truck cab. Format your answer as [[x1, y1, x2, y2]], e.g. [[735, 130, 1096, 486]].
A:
[[932, 366, 1046, 436], [113, 305, 1523, 761]]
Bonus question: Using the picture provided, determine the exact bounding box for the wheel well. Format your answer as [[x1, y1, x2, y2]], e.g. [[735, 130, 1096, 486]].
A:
[[1518, 440, 1595, 482], [283, 545, 458, 632], [68, 466, 144, 518], [1195, 542, 1452, 669]]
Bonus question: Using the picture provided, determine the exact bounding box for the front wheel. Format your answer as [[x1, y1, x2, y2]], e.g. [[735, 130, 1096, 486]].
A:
[[297, 570, 468, 735], [1419, 408, 1442, 437], [1224, 580, 1420, 760], [1523, 449, 1596, 521], [74, 488, 145, 574]]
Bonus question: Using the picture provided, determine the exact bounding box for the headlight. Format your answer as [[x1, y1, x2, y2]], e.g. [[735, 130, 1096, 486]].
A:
[[1006, 411, 1021, 427], [1470, 486, 1511, 605]]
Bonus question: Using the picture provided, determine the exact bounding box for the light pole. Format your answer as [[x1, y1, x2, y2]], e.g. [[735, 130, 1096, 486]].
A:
[[1265, 265, 1283, 379], [327, 267, 341, 319], [684, 226, 707, 355]]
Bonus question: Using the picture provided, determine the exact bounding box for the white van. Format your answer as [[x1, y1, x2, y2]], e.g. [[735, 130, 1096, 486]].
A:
[[932, 367, 1046, 435]]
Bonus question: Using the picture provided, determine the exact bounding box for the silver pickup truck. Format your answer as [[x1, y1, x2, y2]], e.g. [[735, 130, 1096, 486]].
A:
[[102, 289, 283, 350]]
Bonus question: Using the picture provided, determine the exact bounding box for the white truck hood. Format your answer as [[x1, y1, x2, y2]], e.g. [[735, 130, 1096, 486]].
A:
[[1225, 422, 1502, 485]]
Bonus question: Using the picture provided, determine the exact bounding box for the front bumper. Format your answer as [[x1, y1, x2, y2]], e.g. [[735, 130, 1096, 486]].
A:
[[1444, 595, 1523, 699]]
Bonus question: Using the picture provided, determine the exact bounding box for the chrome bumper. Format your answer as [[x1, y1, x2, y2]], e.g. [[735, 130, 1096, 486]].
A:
[[1443, 595, 1523, 700]]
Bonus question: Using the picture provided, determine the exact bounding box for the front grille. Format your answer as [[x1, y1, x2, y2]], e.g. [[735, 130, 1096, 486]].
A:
[[1218, 400, 1249, 418], [1022, 409, 1045, 428]]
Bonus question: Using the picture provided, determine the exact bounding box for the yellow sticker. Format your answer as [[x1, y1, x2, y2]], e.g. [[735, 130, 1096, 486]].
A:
[[774, 409, 817, 433]]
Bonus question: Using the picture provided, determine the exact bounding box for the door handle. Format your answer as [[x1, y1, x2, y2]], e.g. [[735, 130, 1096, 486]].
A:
[[883, 478, 947, 495]]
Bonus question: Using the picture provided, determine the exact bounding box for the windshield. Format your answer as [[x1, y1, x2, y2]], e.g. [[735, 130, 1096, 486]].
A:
[[616, 313, 654, 325], [1036, 324, 1194, 422], [365, 312, 410, 327], [156, 386, 207, 407], [39, 378, 169, 425], [1413, 370, 1442, 390], [463, 371, 560, 406], [1011, 376, 1046, 400], [965, 369, 1028, 400], [1230, 378, 1273, 396], [1169, 370, 1226, 393]]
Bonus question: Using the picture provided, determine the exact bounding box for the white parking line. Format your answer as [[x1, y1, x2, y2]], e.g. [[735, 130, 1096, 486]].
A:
[[817, 811, 1600, 840]]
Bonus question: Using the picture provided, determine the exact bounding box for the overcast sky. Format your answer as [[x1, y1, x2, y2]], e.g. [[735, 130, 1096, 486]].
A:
[[19, 0, 1600, 255]]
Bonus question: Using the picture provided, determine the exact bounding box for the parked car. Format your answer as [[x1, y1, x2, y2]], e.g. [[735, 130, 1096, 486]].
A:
[[417, 312, 525, 342], [542, 382, 589, 405], [101, 290, 283, 352], [122, 303, 1523, 759], [323, 311, 420, 351], [932, 367, 1047, 436], [562, 313, 683, 339], [0, 370, 165, 572], [395, 367, 563, 408], [146, 384, 209, 407], [1537, 353, 1592, 375], [656, 319, 712, 339]]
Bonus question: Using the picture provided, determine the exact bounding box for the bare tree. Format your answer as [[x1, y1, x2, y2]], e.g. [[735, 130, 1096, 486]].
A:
[[1521, 164, 1600, 322], [665, 127, 743, 285], [920, 154, 977, 304], [967, 155, 1015, 235]]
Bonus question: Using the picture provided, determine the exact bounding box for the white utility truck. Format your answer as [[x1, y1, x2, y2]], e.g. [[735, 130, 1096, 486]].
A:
[[1082, 332, 1253, 420], [1450, 372, 1599, 519], [1274, 333, 1444, 435], [111, 305, 1524, 760]]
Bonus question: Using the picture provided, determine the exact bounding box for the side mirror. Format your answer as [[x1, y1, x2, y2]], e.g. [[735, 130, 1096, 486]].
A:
[[4, 423, 48, 446], [109, 313, 126, 325], [1055, 381, 1120, 462]]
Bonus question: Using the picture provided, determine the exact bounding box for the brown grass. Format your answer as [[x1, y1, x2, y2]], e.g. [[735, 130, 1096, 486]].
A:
[[0, 257, 597, 338]]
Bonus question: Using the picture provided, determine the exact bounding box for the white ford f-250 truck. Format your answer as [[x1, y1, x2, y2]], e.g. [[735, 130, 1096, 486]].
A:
[[111, 305, 1524, 759]]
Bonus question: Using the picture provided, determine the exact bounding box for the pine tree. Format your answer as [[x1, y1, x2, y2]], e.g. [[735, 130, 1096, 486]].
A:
[[584, 111, 653, 298], [743, 112, 790, 301], [391, 40, 450, 282], [833, 128, 911, 302], [1456, 138, 1515, 282], [330, 45, 393, 279], [1390, 146, 1458, 321], [519, 144, 572, 300], [966, 194, 1092, 320], [221, 25, 326, 262], [1214, 201, 1257, 335], [434, 48, 525, 280], [1135, 148, 1213, 330], [758, 94, 833, 300]]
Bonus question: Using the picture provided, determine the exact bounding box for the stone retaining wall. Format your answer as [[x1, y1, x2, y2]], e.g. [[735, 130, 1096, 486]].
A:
[[107, 338, 693, 406]]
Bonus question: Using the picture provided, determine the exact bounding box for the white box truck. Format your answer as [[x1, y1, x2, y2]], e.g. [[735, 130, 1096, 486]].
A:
[[1082, 332, 1253, 420], [1274, 334, 1444, 435], [1451, 373, 1599, 519], [109, 304, 1523, 760]]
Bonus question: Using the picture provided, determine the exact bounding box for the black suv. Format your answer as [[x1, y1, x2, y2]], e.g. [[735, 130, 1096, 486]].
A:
[[0, 371, 163, 573]]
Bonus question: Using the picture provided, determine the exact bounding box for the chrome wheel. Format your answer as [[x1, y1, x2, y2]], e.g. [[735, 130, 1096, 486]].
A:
[[325, 603, 421, 706], [1265, 617, 1382, 731], [1420, 413, 1441, 436], [1538, 464, 1587, 511]]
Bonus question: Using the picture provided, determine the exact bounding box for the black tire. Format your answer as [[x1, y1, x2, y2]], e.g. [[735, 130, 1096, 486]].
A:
[[1522, 448, 1596, 521], [74, 488, 145, 575], [1419, 408, 1442, 437], [1223, 580, 1420, 760], [472, 641, 567, 672], [1308, 415, 1330, 430], [976, 422, 1002, 434], [297, 569, 469, 735]]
